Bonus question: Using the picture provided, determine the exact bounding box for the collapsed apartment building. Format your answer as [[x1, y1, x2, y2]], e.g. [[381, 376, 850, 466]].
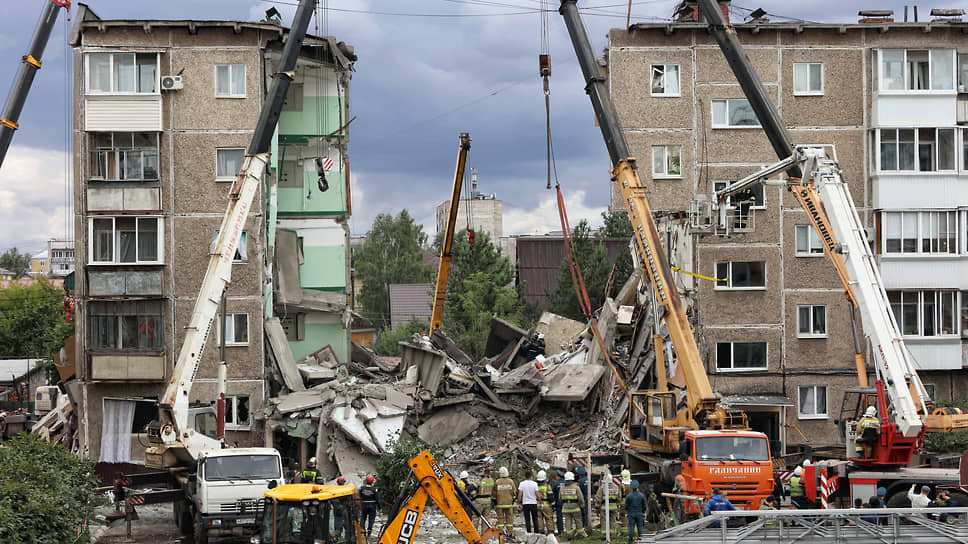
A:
[[66, 4, 356, 462]]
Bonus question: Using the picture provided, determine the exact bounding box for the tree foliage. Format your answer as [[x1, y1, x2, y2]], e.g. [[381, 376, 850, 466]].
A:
[[372, 318, 429, 357], [600, 209, 634, 289], [0, 248, 31, 278], [439, 229, 536, 359], [354, 211, 433, 331], [547, 220, 614, 321], [0, 279, 73, 368], [0, 434, 101, 543], [375, 439, 443, 512]]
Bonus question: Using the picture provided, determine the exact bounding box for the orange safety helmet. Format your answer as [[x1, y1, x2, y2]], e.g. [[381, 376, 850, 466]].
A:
[[366, 475, 375, 484]]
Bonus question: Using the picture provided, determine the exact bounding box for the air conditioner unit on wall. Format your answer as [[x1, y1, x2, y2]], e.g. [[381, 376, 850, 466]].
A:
[[161, 75, 183, 91]]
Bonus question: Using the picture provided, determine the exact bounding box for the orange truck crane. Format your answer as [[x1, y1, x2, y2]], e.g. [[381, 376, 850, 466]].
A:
[[254, 450, 504, 544], [557, 0, 774, 513]]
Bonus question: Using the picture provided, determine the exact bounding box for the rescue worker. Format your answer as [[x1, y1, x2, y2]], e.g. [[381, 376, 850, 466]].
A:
[[474, 467, 495, 532], [536, 470, 555, 535], [789, 466, 810, 509], [552, 469, 565, 535], [359, 474, 380, 537], [856, 406, 881, 459], [494, 466, 516, 537], [624, 480, 646, 544], [559, 471, 587, 538], [617, 469, 632, 529], [703, 488, 736, 528], [301, 457, 320, 484], [458, 470, 477, 518], [594, 472, 622, 535], [575, 465, 590, 527], [336, 476, 346, 485]]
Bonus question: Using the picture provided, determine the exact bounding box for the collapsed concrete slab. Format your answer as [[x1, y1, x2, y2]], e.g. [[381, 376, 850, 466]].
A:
[[535, 312, 586, 354], [541, 363, 606, 402], [298, 364, 338, 383], [276, 388, 334, 414], [493, 361, 543, 390], [484, 316, 528, 359], [399, 341, 447, 396], [333, 438, 378, 483], [331, 405, 380, 454], [265, 317, 306, 392], [366, 414, 405, 452], [416, 408, 479, 447]]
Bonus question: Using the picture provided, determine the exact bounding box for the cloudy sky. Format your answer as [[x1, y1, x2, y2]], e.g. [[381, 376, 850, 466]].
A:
[[0, 0, 947, 255]]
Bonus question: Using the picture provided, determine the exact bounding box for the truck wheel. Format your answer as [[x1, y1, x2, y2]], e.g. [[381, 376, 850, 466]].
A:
[[194, 513, 209, 544]]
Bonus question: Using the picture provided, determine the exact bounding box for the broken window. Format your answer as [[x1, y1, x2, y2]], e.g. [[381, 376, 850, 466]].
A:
[[216, 313, 249, 345], [216, 148, 245, 180], [86, 52, 158, 94], [88, 216, 163, 264], [798, 385, 827, 419], [794, 225, 824, 256], [793, 63, 823, 95], [715, 341, 767, 371], [650, 64, 680, 96], [89, 132, 159, 181], [715, 261, 765, 289], [879, 49, 955, 92], [797, 305, 826, 337], [711, 98, 760, 128], [225, 395, 251, 429], [209, 230, 248, 262], [651, 145, 681, 178], [89, 300, 164, 351], [888, 290, 958, 336], [215, 64, 246, 97], [281, 313, 305, 341]]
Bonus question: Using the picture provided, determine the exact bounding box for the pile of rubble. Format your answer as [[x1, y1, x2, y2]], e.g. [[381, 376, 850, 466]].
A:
[[265, 270, 662, 484]]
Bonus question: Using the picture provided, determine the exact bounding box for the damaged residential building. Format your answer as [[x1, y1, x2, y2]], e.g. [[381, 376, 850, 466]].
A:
[[69, 4, 355, 462], [606, 1, 968, 450]]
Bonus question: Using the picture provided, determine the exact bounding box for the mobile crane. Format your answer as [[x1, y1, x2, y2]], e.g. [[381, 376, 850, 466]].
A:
[[694, 0, 968, 505], [429, 132, 472, 336], [0, 0, 71, 170], [558, 0, 774, 511], [254, 450, 504, 544]]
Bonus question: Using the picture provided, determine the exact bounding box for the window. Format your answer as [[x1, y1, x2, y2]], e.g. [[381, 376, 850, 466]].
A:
[[798, 385, 828, 419], [217, 313, 249, 345], [715, 261, 766, 289], [878, 128, 955, 172], [216, 148, 245, 180], [712, 181, 765, 209], [215, 64, 246, 98], [883, 211, 958, 254], [716, 342, 767, 371], [89, 217, 163, 264], [86, 52, 158, 94], [793, 63, 823, 95], [878, 49, 955, 91], [797, 305, 827, 337], [225, 395, 251, 429], [210, 231, 248, 263], [89, 300, 164, 351], [923, 383, 937, 399], [888, 290, 958, 336], [89, 132, 159, 181], [795, 224, 824, 256], [280, 314, 305, 341], [652, 145, 681, 178], [651, 64, 680, 96], [711, 98, 761, 128]]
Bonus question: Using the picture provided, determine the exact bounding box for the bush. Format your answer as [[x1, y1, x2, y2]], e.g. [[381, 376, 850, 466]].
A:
[[374, 439, 442, 512], [0, 434, 102, 543], [372, 319, 429, 357]]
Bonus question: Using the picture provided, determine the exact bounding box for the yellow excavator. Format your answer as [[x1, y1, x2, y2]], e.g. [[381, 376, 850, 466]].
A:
[[254, 450, 503, 544]]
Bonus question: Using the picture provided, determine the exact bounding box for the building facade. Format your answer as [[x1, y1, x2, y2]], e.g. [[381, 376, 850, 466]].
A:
[[48, 239, 75, 277], [70, 6, 354, 461], [435, 168, 503, 242], [607, 7, 968, 449]]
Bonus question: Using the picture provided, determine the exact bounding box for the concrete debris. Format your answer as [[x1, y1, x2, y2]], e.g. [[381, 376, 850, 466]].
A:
[[265, 317, 306, 392], [535, 311, 586, 354], [416, 408, 480, 447]]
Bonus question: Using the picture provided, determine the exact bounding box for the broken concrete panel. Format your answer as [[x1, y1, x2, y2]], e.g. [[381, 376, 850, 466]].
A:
[[314, 419, 339, 480], [286, 420, 317, 440], [333, 439, 378, 484], [357, 399, 379, 422], [353, 341, 398, 373], [276, 389, 334, 414], [366, 414, 405, 453], [430, 330, 474, 366], [616, 305, 635, 326], [384, 386, 414, 410], [290, 289, 345, 313], [265, 317, 306, 392], [541, 364, 606, 402], [616, 268, 642, 307], [417, 408, 479, 447], [535, 312, 586, 354], [330, 406, 380, 454], [276, 229, 303, 304], [298, 364, 337, 383], [399, 342, 447, 396], [493, 361, 543, 390], [585, 298, 619, 367], [484, 316, 528, 358]]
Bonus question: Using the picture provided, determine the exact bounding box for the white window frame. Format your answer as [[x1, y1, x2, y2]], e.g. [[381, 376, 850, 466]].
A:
[[216, 313, 250, 346], [210, 231, 248, 263], [88, 132, 160, 182], [651, 145, 682, 179], [714, 261, 766, 290], [715, 341, 768, 371], [797, 304, 827, 338], [650, 64, 681, 97], [85, 52, 160, 95], [224, 395, 251, 430], [877, 48, 956, 93], [793, 62, 824, 96], [216, 148, 245, 181], [888, 290, 959, 337], [798, 385, 828, 419], [88, 299, 165, 352], [88, 216, 164, 265], [214, 64, 247, 98], [882, 211, 960, 254], [795, 224, 825, 256], [877, 128, 957, 173], [711, 98, 762, 128]]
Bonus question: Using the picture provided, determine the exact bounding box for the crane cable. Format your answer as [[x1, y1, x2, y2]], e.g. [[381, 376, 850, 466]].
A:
[[540, 0, 552, 190]]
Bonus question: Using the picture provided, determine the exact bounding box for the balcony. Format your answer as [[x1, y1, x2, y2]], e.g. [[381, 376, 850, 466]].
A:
[[84, 52, 162, 131]]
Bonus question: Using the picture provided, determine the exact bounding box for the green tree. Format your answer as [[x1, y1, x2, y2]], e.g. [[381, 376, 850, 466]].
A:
[[439, 230, 536, 359], [0, 434, 101, 543], [547, 220, 613, 321], [0, 247, 31, 278], [0, 279, 73, 367], [354, 211, 433, 331], [372, 318, 429, 356], [375, 439, 443, 512], [599, 209, 635, 292]]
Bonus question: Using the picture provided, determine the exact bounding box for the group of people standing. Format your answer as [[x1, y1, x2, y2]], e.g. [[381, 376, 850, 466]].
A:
[[299, 457, 382, 537]]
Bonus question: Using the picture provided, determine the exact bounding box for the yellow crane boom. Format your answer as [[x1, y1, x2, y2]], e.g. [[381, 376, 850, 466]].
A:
[[430, 132, 472, 335]]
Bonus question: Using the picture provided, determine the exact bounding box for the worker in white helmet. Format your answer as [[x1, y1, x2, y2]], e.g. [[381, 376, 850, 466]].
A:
[[535, 470, 554, 534], [559, 471, 586, 538], [301, 457, 319, 484], [856, 406, 881, 459], [494, 466, 516, 537]]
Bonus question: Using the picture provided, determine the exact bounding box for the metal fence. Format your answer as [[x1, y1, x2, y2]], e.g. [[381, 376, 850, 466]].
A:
[[639, 507, 968, 544]]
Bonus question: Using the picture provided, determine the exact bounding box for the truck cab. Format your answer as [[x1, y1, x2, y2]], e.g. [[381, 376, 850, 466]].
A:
[[678, 430, 774, 511], [255, 483, 361, 544]]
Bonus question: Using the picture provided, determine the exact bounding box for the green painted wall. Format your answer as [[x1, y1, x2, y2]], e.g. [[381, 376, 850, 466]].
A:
[[289, 321, 349, 362], [300, 245, 346, 290], [278, 96, 342, 137], [277, 168, 348, 215]]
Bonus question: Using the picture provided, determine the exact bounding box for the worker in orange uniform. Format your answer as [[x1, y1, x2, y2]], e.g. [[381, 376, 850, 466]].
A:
[[560, 471, 587, 538], [494, 466, 516, 538], [536, 470, 555, 534]]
